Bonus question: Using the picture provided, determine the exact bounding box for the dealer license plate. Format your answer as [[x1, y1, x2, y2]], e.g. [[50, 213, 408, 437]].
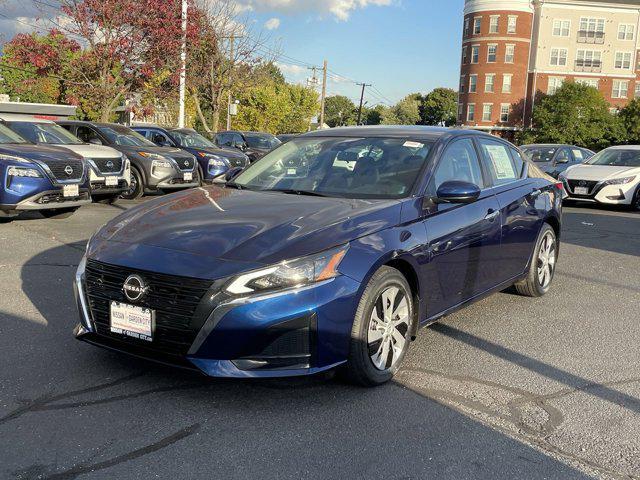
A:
[[574, 187, 589, 195], [184, 172, 193, 181], [110, 301, 154, 342], [63, 184, 79, 197], [105, 176, 118, 186]]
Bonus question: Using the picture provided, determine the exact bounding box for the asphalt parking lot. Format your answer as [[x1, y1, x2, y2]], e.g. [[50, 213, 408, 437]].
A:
[[1, 199, 639, 480]]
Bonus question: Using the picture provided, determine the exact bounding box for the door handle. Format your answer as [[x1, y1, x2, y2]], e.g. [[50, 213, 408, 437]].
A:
[[485, 209, 500, 221]]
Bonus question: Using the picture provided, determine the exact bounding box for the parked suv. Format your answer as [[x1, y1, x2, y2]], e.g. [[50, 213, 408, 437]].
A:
[[0, 123, 90, 220], [132, 126, 249, 183], [214, 130, 281, 162], [57, 121, 199, 199], [1, 115, 129, 204], [521, 144, 594, 179]]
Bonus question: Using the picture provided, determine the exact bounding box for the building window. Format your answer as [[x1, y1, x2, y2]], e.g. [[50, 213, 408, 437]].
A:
[[552, 19, 570, 37], [618, 24, 635, 41], [615, 52, 633, 70], [576, 78, 599, 89], [471, 45, 480, 64], [612, 80, 629, 99], [487, 44, 497, 63], [548, 77, 565, 95], [469, 74, 478, 93], [550, 48, 568, 66], [500, 104, 510, 122], [579, 18, 605, 43], [507, 16, 517, 34], [460, 76, 465, 93], [489, 16, 499, 33], [482, 104, 493, 122], [458, 103, 464, 120], [464, 18, 470, 37], [502, 74, 512, 93], [473, 17, 481, 35], [467, 104, 475, 122], [576, 50, 602, 71], [505, 44, 515, 63], [635, 82, 640, 98], [485, 74, 495, 93], [462, 46, 468, 64]]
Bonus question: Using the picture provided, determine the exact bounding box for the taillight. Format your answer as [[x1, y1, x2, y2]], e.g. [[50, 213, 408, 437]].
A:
[[555, 182, 564, 191]]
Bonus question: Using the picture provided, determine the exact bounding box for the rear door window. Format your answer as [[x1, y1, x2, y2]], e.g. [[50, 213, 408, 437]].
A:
[[477, 138, 519, 186]]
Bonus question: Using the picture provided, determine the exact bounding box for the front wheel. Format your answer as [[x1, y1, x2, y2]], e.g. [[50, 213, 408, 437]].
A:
[[120, 167, 143, 200], [514, 223, 558, 297], [40, 207, 79, 219], [632, 186, 640, 211], [344, 266, 414, 387]]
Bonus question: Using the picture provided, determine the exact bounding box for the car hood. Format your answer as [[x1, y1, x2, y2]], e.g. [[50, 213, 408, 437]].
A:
[[564, 164, 640, 181], [0, 143, 83, 161], [116, 145, 195, 160], [91, 186, 401, 277], [186, 146, 247, 161], [54, 143, 121, 159]]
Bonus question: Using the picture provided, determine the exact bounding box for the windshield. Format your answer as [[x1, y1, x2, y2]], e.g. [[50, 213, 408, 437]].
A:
[[522, 147, 557, 163], [0, 124, 28, 144], [585, 149, 640, 167], [170, 130, 215, 148], [232, 136, 433, 199], [245, 133, 281, 150], [98, 125, 156, 147], [7, 122, 84, 145]]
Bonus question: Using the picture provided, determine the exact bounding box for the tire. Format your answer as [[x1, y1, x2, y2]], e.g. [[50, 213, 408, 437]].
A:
[[514, 223, 558, 297], [632, 186, 640, 211], [40, 207, 79, 219], [93, 194, 119, 205], [343, 266, 415, 387], [120, 166, 144, 200], [197, 166, 204, 187]]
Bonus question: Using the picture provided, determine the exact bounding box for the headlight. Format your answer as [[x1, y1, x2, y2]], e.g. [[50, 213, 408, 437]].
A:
[[605, 176, 636, 185], [7, 166, 42, 178], [207, 155, 227, 168], [151, 159, 173, 169], [224, 245, 348, 295]]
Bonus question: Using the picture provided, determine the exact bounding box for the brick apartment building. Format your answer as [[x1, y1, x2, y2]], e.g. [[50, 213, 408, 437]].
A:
[[458, 0, 640, 137]]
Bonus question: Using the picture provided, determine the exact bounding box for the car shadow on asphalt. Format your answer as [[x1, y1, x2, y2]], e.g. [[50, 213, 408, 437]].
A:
[[0, 241, 597, 480]]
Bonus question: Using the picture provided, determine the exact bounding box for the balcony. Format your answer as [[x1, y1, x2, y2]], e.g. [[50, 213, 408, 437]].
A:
[[575, 60, 602, 73], [577, 30, 605, 44]]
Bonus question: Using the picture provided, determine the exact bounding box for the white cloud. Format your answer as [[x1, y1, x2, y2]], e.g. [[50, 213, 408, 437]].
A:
[[276, 62, 307, 76], [234, 0, 394, 21], [264, 17, 281, 29]]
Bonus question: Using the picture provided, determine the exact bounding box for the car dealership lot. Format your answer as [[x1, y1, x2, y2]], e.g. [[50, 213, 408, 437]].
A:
[[1, 201, 638, 480]]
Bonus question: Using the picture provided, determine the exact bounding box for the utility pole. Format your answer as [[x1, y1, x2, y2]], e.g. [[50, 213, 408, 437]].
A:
[[356, 82, 371, 125], [319, 60, 327, 129], [226, 34, 236, 131], [178, 0, 187, 128]]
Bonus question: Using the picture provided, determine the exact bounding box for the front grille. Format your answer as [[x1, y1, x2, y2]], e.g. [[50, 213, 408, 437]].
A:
[[40, 158, 84, 181], [568, 179, 599, 196], [84, 260, 213, 356], [92, 157, 123, 174], [91, 180, 127, 191], [172, 157, 195, 171]]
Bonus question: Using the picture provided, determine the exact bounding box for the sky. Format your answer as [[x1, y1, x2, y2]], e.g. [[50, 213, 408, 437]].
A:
[[0, 0, 466, 106]]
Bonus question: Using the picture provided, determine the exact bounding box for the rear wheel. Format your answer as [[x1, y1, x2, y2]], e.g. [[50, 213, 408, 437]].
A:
[[121, 166, 143, 200], [344, 266, 414, 387], [514, 223, 557, 297], [40, 207, 79, 219]]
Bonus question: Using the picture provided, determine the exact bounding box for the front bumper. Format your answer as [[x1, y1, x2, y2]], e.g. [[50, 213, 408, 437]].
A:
[[74, 259, 362, 378], [2, 188, 91, 214], [563, 178, 637, 205], [146, 165, 199, 190]]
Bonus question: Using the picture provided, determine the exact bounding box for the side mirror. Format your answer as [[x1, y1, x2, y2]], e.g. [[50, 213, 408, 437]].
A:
[[88, 138, 103, 145], [435, 181, 481, 204], [225, 167, 243, 182]]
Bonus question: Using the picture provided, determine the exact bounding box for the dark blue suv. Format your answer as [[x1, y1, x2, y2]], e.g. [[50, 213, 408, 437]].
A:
[[0, 124, 90, 220], [132, 126, 250, 183], [74, 127, 563, 386]]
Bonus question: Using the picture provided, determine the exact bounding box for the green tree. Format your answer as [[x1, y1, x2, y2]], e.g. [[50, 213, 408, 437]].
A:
[[420, 87, 458, 126], [526, 82, 625, 150], [278, 83, 319, 133], [324, 95, 357, 127], [619, 98, 640, 144], [381, 95, 421, 125]]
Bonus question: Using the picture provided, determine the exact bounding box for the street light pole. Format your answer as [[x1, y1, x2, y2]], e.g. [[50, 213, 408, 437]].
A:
[[178, 0, 187, 128]]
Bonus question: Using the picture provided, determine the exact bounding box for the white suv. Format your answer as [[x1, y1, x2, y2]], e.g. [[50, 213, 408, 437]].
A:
[[560, 145, 640, 210], [1, 115, 130, 203]]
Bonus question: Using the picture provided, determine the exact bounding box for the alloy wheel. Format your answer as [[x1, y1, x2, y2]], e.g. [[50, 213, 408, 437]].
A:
[[537, 232, 556, 289], [125, 171, 138, 197], [367, 286, 410, 371]]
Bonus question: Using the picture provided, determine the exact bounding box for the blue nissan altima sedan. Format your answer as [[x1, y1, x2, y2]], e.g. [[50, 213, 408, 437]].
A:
[[74, 126, 563, 386]]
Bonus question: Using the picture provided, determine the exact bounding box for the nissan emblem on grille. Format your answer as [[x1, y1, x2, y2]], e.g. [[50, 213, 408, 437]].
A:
[[579, 180, 587, 187], [122, 274, 148, 302], [106, 160, 114, 170], [64, 165, 74, 176], [184, 160, 189, 167]]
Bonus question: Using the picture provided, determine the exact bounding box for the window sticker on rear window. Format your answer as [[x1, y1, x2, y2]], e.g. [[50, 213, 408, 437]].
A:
[[403, 141, 424, 149], [485, 145, 516, 179]]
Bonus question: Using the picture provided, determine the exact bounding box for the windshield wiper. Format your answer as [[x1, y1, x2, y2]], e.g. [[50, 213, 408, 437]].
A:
[[265, 188, 329, 197]]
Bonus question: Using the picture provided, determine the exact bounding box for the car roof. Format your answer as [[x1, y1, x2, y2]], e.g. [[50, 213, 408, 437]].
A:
[[605, 145, 640, 150], [521, 144, 573, 148], [0, 113, 55, 123], [301, 125, 491, 141]]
